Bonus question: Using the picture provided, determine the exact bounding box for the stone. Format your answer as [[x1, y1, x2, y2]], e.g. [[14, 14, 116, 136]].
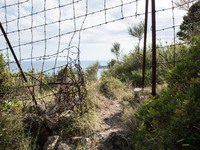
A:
[[56, 141, 72, 150], [133, 88, 142, 92]]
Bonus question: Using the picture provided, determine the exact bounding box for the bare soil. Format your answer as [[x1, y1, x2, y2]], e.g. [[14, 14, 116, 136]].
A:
[[95, 98, 125, 139]]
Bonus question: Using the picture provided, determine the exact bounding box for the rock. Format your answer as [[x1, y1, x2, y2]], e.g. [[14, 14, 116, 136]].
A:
[[56, 140, 72, 150], [134, 88, 142, 99], [103, 132, 129, 150], [43, 136, 59, 150], [134, 88, 142, 92]]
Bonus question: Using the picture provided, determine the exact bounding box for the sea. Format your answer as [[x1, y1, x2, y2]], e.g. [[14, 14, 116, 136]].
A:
[[8, 60, 108, 78]]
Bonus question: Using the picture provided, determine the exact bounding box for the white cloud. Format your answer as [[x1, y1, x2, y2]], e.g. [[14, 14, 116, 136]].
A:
[[0, 0, 188, 61]]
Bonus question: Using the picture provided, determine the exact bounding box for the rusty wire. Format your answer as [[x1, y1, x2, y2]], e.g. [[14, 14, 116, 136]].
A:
[[0, 0, 196, 113]]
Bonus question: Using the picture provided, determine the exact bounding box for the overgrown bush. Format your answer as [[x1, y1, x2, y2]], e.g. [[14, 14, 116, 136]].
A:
[[103, 43, 189, 88], [0, 54, 14, 98], [59, 110, 97, 139], [105, 52, 149, 86], [0, 99, 22, 113], [129, 37, 200, 149], [101, 49, 150, 87], [0, 112, 32, 150], [99, 76, 125, 99]]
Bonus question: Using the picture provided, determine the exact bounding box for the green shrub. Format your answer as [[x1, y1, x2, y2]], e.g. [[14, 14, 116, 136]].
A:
[[107, 59, 117, 68], [129, 37, 200, 149], [0, 54, 13, 97], [103, 42, 189, 88], [99, 77, 124, 99], [0, 99, 22, 113], [59, 110, 96, 139], [0, 113, 32, 150]]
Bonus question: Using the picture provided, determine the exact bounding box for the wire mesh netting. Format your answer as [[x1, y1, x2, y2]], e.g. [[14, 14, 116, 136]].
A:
[[0, 0, 197, 113]]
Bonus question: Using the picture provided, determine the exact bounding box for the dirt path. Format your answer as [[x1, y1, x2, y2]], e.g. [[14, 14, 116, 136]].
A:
[[96, 99, 125, 139]]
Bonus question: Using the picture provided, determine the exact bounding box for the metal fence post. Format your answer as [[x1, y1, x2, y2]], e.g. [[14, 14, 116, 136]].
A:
[[151, 0, 156, 96], [142, 0, 149, 88]]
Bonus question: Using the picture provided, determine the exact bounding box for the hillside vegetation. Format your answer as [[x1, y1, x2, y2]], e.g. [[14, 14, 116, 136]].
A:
[[0, 1, 200, 149]]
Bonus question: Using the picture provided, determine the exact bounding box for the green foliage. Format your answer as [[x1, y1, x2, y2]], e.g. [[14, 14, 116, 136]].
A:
[[103, 50, 152, 87], [128, 21, 144, 41], [128, 21, 144, 53], [104, 41, 190, 88], [107, 59, 117, 68], [175, 0, 197, 11], [0, 54, 14, 97], [85, 62, 99, 81], [56, 65, 75, 82], [0, 99, 22, 113], [111, 42, 121, 62], [0, 112, 32, 150], [42, 73, 57, 90], [21, 70, 57, 95], [59, 110, 96, 139], [99, 77, 124, 99], [177, 1, 200, 41], [156, 42, 189, 83], [129, 37, 200, 149], [131, 70, 143, 87], [56, 64, 84, 84]]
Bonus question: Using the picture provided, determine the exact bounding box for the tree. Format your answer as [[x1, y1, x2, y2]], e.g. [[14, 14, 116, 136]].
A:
[[111, 42, 121, 62], [128, 21, 144, 53], [175, 0, 198, 11], [177, 1, 200, 41]]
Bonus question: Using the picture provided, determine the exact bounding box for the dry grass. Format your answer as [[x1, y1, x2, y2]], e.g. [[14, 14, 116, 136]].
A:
[[0, 112, 32, 150]]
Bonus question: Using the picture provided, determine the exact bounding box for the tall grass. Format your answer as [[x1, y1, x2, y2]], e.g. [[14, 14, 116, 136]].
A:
[[0, 112, 32, 150]]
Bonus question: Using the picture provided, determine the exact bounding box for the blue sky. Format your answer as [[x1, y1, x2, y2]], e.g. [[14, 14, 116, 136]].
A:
[[0, 0, 187, 62]]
